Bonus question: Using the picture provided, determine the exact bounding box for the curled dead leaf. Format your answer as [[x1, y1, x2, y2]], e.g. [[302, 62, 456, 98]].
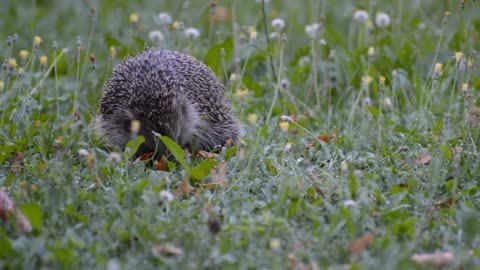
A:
[[197, 150, 219, 159], [198, 161, 227, 189], [152, 243, 184, 257], [415, 154, 432, 165], [411, 251, 454, 267], [153, 156, 169, 171], [175, 181, 195, 198], [350, 233, 375, 256]]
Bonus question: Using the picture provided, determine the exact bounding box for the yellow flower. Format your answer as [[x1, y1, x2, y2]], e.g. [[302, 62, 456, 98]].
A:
[[18, 68, 24, 76], [462, 83, 468, 92], [468, 57, 474, 68], [130, 12, 139, 24], [247, 113, 258, 124], [368, 46, 375, 57], [434, 63, 443, 73], [0, 81, 4, 91], [33, 36, 42, 47], [250, 31, 258, 41], [235, 89, 249, 99], [455, 51, 464, 64], [361, 76, 372, 86], [379, 76, 385, 85], [131, 120, 141, 134], [19, 50, 29, 60], [279, 121, 289, 133], [40, 55, 48, 65], [7, 58, 17, 69], [269, 238, 281, 251], [109, 46, 117, 58], [172, 20, 181, 29], [229, 73, 237, 81]]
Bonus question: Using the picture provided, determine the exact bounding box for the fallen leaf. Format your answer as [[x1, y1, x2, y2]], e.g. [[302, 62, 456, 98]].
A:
[[411, 251, 454, 267], [197, 150, 219, 159], [427, 198, 455, 216], [415, 154, 432, 165], [136, 152, 154, 161], [175, 181, 195, 198], [153, 156, 169, 171], [152, 243, 184, 257], [200, 161, 227, 189], [350, 233, 375, 256], [307, 134, 336, 149], [10, 152, 25, 173]]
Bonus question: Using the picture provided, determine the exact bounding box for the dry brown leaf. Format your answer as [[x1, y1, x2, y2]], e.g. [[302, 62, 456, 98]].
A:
[[427, 198, 455, 216], [153, 156, 169, 171], [196, 150, 219, 159], [175, 181, 195, 198], [136, 152, 154, 161], [411, 251, 454, 267], [415, 154, 432, 165], [210, 161, 227, 186], [307, 134, 336, 149], [349, 233, 375, 256], [152, 243, 184, 257], [10, 151, 25, 173]]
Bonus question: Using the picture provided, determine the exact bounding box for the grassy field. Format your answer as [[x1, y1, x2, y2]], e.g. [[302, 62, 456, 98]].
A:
[[1, 0, 480, 269]]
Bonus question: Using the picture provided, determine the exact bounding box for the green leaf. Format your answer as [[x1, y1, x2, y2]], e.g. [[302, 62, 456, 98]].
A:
[[125, 135, 145, 158], [190, 159, 218, 182], [159, 136, 187, 168], [20, 202, 42, 232], [205, 37, 233, 76]]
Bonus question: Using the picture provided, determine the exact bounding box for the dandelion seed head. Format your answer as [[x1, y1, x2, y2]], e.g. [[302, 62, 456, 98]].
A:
[[353, 9, 369, 23], [160, 190, 174, 202], [7, 58, 17, 69], [271, 18, 285, 31], [108, 152, 122, 163], [157, 12, 172, 25], [305, 23, 321, 38], [185, 27, 200, 39], [375, 12, 391, 28], [148, 31, 164, 46]]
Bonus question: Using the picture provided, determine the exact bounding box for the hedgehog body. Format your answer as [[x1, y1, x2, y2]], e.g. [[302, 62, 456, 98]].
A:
[[96, 48, 240, 157]]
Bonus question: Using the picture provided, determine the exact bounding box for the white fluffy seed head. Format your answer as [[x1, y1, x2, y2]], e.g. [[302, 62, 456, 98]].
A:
[[184, 27, 200, 39], [375, 12, 391, 28], [353, 9, 369, 23], [271, 18, 285, 31], [148, 31, 164, 46], [157, 12, 172, 25], [305, 23, 321, 38]]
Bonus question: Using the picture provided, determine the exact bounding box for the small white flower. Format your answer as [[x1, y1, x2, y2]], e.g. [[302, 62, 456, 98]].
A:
[[305, 23, 321, 38], [271, 18, 285, 31], [280, 115, 293, 122], [156, 12, 172, 25], [298, 56, 310, 66], [284, 142, 292, 152], [107, 152, 122, 163], [319, 39, 327, 46], [148, 31, 164, 46], [78, 148, 90, 157], [353, 9, 369, 23], [383, 97, 393, 109], [343, 199, 357, 207], [160, 190, 174, 202], [375, 12, 391, 28], [269, 32, 280, 39], [184, 27, 200, 39]]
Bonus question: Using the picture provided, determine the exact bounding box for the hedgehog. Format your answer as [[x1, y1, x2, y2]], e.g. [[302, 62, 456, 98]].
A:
[[95, 48, 240, 159]]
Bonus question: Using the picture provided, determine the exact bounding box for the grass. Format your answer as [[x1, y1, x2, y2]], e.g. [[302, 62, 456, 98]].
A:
[[1, 0, 480, 269]]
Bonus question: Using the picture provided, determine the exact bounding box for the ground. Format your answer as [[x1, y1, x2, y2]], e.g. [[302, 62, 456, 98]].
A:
[[0, 0, 480, 269]]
